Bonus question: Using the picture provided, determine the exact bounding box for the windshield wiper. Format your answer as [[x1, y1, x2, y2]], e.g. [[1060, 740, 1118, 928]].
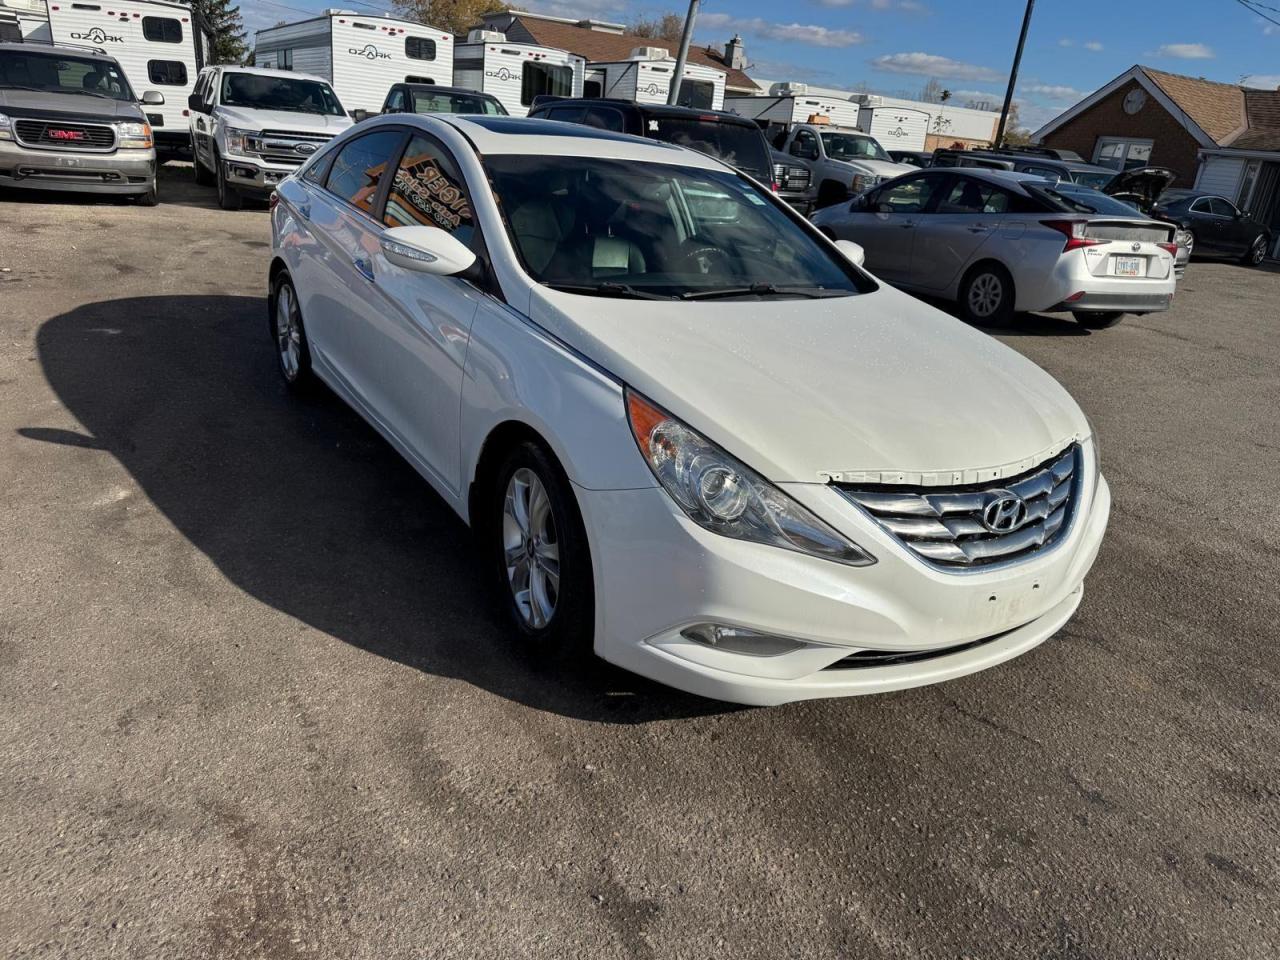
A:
[[543, 282, 674, 301], [681, 283, 849, 301]]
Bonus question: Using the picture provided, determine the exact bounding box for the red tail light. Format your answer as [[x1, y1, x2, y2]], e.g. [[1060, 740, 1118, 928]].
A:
[[1040, 219, 1106, 252], [1158, 242, 1178, 257]]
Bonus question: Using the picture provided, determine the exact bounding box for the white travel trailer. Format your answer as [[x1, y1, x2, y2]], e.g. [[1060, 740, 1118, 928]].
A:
[[726, 83, 860, 129], [591, 48, 725, 111], [44, 0, 212, 152], [253, 11, 453, 114], [855, 98, 930, 151], [452, 30, 583, 117], [1, 0, 51, 41]]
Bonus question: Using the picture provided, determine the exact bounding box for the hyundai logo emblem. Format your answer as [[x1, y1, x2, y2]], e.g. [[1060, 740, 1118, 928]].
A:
[[980, 491, 1028, 534]]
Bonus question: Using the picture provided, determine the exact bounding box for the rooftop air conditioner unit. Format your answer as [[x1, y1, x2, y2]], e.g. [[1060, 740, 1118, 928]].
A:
[[769, 82, 809, 96], [630, 46, 671, 60], [467, 29, 506, 42]]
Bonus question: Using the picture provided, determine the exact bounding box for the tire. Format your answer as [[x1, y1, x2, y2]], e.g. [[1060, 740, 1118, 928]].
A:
[[1072, 311, 1125, 329], [214, 149, 242, 211], [1242, 234, 1268, 266], [194, 153, 214, 186], [135, 179, 159, 207], [958, 262, 1015, 327], [816, 180, 849, 210], [489, 441, 594, 659], [269, 271, 315, 391]]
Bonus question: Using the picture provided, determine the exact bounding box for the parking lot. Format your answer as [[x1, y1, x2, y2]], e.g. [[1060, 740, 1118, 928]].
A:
[[1, 164, 1277, 958]]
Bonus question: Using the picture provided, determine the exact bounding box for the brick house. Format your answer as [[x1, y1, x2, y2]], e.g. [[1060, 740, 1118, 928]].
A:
[[1033, 65, 1280, 259]]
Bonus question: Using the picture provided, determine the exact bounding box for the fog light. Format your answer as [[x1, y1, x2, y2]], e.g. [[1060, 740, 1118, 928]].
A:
[[680, 623, 809, 657]]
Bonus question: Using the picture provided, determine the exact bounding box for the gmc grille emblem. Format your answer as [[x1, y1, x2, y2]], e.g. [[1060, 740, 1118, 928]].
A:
[[48, 130, 86, 141]]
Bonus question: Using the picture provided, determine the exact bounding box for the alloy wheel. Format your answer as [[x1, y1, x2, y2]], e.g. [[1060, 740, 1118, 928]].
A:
[[502, 468, 560, 629], [1250, 236, 1266, 265], [968, 272, 1003, 318], [275, 283, 301, 381]]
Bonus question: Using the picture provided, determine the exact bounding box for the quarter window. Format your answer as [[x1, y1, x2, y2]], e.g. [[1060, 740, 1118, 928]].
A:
[[147, 59, 187, 85], [324, 130, 404, 215], [406, 36, 436, 61], [521, 61, 573, 106], [383, 134, 475, 246], [142, 16, 182, 43]]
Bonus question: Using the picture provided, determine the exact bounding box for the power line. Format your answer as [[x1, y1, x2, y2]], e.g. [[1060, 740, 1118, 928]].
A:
[[1234, 0, 1280, 29]]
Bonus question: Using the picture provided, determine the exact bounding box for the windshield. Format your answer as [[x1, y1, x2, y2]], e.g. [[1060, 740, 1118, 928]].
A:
[[1029, 184, 1142, 217], [411, 90, 507, 116], [821, 132, 890, 163], [1068, 170, 1114, 189], [0, 51, 134, 101], [486, 156, 865, 300], [221, 72, 346, 116], [646, 116, 772, 183]]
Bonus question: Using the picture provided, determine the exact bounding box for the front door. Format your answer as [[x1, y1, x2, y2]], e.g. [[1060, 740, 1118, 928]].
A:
[[909, 174, 1006, 291], [852, 173, 942, 283]]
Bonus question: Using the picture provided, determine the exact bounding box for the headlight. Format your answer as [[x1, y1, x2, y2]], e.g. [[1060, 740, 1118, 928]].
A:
[[113, 121, 153, 149], [851, 173, 880, 194], [1085, 417, 1102, 488], [0, 111, 11, 141], [223, 125, 256, 157], [626, 389, 876, 567]]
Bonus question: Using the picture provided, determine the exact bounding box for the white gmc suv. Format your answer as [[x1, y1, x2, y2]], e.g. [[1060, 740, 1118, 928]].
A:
[[188, 66, 352, 210]]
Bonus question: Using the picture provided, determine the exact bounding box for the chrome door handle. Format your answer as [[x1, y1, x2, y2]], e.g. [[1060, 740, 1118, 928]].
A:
[[352, 255, 374, 281]]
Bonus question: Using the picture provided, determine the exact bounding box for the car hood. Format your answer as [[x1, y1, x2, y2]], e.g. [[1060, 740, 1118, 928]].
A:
[[527, 283, 1087, 483], [832, 157, 916, 179], [1103, 166, 1176, 211], [215, 106, 353, 134], [0, 87, 144, 122]]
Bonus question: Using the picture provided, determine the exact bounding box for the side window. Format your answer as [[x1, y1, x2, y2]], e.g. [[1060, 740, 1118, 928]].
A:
[[382, 134, 475, 247], [938, 178, 1009, 215], [142, 16, 182, 43], [324, 130, 405, 216], [148, 60, 187, 85], [1208, 197, 1237, 217], [1022, 164, 1061, 183], [584, 106, 624, 132], [1190, 198, 1212, 214], [202, 71, 218, 106], [790, 130, 817, 159], [875, 175, 938, 214], [406, 37, 436, 61], [303, 148, 337, 186], [386, 89, 405, 112]]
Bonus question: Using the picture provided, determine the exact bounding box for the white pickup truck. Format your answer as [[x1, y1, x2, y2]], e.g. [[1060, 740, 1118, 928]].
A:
[[771, 123, 915, 209], [187, 65, 352, 210]]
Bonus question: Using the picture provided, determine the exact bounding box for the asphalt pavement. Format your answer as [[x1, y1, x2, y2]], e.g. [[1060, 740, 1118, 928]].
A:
[[1, 164, 1277, 959]]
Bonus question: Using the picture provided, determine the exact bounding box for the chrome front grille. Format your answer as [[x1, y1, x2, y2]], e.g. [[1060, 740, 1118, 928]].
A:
[[836, 446, 1080, 569], [247, 129, 334, 167], [14, 118, 116, 152]]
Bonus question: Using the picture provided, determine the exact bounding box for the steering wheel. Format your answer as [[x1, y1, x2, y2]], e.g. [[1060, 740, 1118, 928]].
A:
[[673, 243, 734, 276]]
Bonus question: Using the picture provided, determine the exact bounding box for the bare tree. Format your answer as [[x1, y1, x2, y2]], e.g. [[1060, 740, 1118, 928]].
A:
[[628, 12, 685, 44], [392, 0, 510, 35]]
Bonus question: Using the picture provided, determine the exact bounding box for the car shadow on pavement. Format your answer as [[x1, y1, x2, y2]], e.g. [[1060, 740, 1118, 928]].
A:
[[24, 295, 733, 724], [0, 162, 250, 212]]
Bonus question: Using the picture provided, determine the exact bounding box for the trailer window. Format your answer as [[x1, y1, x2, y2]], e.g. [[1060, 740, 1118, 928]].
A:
[[675, 78, 715, 110], [275, 49, 292, 71], [521, 62, 573, 107], [406, 37, 436, 61], [405, 75, 434, 85], [142, 17, 183, 44], [147, 60, 187, 85]]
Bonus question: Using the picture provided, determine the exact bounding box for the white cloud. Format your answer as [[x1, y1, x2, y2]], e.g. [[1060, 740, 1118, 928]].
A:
[[1242, 73, 1280, 89], [1058, 38, 1073, 47], [1154, 43, 1215, 59], [700, 13, 863, 47], [1084, 40, 1104, 51], [870, 52, 1003, 82], [1022, 82, 1084, 100]]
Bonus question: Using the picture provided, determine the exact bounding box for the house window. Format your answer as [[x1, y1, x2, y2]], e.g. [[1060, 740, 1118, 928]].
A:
[[142, 16, 182, 43], [521, 62, 573, 106], [148, 60, 188, 85], [1093, 137, 1153, 171], [406, 36, 436, 61], [275, 49, 292, 70]]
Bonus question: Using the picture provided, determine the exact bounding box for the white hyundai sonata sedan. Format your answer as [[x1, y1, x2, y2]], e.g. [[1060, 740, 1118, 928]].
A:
[[267, 114, 1110, 706]]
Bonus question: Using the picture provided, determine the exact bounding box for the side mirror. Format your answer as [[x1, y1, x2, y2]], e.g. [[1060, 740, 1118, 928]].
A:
[[142, 90, 165, 105], [379, 225, 477, 276], [187, 94, 205, 113], [834, 239, 866, 268], [351, 108, 372, 122]]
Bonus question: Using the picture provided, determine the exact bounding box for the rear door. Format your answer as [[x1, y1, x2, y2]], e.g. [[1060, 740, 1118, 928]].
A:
[[910, 174, 1008, 291], [1210, 197, 1250, 253]]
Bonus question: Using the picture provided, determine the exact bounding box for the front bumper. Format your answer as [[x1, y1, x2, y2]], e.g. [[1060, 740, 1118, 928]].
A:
[[0, 140, 155, 195], [222, 155, 295, 195], [575, 455, 1111, 706]]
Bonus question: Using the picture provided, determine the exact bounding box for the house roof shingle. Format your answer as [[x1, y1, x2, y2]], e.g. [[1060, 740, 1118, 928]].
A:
[[496, 14, 759, 92], [1141, 67, 1247, 145], [1232, 87, 1280, 151]]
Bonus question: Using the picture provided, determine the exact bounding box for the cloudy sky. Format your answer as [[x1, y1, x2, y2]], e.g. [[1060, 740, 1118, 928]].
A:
[[239, 0, 1280, 130]]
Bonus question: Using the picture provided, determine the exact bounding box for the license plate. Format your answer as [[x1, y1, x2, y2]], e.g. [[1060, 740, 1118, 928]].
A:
[[1114, 255, 1143, 277]]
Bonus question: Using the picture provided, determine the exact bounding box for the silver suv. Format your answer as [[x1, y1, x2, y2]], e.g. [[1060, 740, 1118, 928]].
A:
[[0, 41, 161, 204]]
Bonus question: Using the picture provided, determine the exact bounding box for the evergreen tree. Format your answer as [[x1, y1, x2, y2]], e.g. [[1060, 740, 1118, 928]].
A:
[[192, 0, 247, 65]]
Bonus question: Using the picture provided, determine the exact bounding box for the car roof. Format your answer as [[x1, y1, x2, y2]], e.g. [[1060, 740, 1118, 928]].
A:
[[916, 166, 1049, 191], [437, 115, 727, 169]]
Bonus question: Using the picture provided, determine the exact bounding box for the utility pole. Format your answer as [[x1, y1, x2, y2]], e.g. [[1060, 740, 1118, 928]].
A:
[[667, 0, 700, 105], [994, 0, 1035, 147]]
